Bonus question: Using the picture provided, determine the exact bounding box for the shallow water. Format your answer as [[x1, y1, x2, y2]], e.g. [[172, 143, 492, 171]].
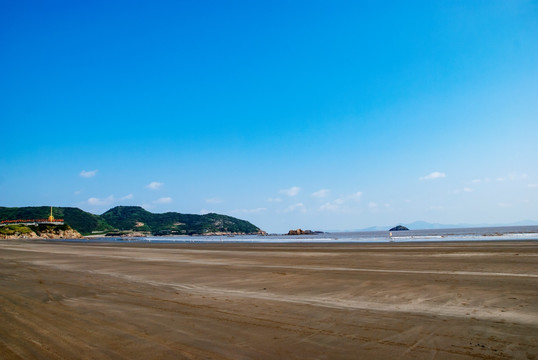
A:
[[55, 225, 538, 244]]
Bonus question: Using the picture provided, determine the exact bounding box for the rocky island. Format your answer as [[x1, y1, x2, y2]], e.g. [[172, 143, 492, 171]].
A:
[[287, 229, 323, 235], [389, 225, 409, 231]]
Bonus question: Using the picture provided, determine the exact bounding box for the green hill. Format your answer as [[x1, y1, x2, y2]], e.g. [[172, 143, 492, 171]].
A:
[[101, 206, 261, 235], [0, 206, 262, 236]]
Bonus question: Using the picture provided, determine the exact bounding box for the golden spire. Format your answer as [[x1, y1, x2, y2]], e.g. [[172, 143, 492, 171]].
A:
[[48, 206, 55, 222]]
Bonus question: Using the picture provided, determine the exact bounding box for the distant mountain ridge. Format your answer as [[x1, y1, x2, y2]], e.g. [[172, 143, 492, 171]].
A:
[[358, 219, 538, 232], [0, 206, 263, 236]]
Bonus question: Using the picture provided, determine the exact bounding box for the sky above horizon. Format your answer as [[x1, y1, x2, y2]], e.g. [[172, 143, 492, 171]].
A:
[[2, 1, 538, 232]]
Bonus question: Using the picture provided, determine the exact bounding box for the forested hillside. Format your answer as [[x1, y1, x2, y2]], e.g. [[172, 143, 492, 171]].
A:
[[0, 206, 262, 236]]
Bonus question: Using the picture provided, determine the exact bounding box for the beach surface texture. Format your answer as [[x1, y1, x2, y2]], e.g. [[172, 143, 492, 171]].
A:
[[1, 239, 537, 359]]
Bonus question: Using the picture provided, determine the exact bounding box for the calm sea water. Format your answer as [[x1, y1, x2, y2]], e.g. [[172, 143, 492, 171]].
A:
[[59, 225, 538, 244]]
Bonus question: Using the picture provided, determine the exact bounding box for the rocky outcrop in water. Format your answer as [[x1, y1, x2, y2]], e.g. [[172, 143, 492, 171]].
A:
[[389, 225, 409, 231], [287, 229, 315, 235]]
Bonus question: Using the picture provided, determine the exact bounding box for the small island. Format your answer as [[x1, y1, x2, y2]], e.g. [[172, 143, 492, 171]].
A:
[[287, 229, 324, 235], [389, 225, 409, 231]]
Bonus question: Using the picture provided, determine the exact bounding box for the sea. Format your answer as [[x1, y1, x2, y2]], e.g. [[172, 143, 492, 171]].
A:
[[59, 225, 538, 244]]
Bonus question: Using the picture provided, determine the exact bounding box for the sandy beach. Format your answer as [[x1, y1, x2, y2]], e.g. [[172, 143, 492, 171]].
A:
[[1, 239, 537, 359]]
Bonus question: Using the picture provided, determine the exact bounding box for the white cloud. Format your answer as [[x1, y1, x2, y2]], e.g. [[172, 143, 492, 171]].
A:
[[200, 209, 212, 215], [430, 205, 444, 210], [498, 202, 512, 208], [419, 172, 446, 181], [267, 197, 283, 203], [349, 192, 363, 200], [280, 186, 301, 197], [284, 202, 306, 213], [87, 195, 114, 206], [80, 169, 98, 178], [146, 181, 163, 190], [453, 187, 473, 194], [471, 179, 481, 184], [368, 202, 392, 213], [497, 173, 528, 182], [318, 198, 344, 212], [318, 192, 362, 212], [206, 197, 223, 204], [153, 197, 172, 204], [231, 208, 267, 214], [312, 189, 330, 198], [528, 183, 538, 188], [319, 202, 339, 212], [368, 202, 379, 213], [88, 193, 133, 206]]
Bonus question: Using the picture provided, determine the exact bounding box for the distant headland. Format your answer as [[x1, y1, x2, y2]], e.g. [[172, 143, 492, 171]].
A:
[[0, 206, 264, 238]]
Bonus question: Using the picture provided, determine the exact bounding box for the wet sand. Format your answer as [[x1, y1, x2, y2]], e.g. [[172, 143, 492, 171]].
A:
[[1, 239, 537, 359]]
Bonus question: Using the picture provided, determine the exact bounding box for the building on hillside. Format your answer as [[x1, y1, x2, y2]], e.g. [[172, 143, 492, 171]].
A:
[[0, 207, 64, 226]]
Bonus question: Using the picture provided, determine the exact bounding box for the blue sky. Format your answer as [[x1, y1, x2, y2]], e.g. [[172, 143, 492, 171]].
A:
[[2, 1, 537, 232]]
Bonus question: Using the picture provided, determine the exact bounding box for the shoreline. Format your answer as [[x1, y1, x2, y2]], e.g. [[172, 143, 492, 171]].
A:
[[53, 232, 538, 245]]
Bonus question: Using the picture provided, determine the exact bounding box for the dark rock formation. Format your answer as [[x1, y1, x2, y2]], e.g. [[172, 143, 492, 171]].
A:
[[389, 225, 409, 231]]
